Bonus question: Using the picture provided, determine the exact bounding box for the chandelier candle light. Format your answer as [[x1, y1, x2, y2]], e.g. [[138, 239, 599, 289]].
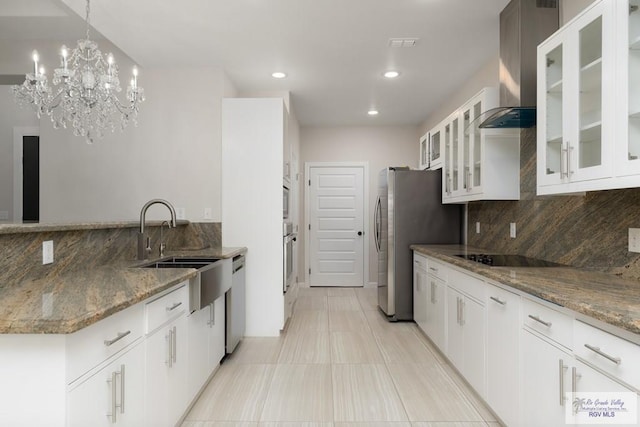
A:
[[12, 0, 144, 143]]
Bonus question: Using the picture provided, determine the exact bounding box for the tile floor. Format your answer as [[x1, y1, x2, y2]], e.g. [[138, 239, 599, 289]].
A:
[[182, 287, 501, 427]]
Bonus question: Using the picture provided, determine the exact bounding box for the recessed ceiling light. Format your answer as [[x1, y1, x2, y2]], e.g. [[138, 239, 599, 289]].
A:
[[368, 109, 379, 116], [271, 72, 287, 79], [383, 71, 400, 79]]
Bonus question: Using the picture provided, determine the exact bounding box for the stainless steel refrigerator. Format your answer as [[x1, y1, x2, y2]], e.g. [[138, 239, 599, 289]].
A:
[[374, 167, 462, 321]]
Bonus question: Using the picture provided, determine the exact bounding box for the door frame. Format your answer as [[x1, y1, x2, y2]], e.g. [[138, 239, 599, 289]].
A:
[[13, 126, 40, 223], [304, 161, 369, 287]]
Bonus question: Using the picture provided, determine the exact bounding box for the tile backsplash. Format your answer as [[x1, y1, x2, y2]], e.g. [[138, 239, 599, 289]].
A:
[[467, 128, 640, 280]]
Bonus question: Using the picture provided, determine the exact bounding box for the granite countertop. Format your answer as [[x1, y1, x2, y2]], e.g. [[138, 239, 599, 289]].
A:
[[0, 247, 246, 334], [412, 245, 640, 339]]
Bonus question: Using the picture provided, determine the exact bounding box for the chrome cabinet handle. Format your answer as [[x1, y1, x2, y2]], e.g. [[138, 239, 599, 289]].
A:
[[584, 344, 621, 365], [561, 145, 568, 178], [559, 359, 567, 406], [172, 326, 177, 364], [107, 371, 118, 423], [166, 301, 182, 312], [460, 299, 465, 326], [572, 366, 581, 394], [104, 330, 131, 347], [528, 314, 552, 328], [207, 302, 215, 327], [119, 364, 125, 414], [490, 296, 506, 306], [429, 267, 438, 273], [568, 144, 574, 176], [430, 281, 436, 304], [166, 329, 173, 367]]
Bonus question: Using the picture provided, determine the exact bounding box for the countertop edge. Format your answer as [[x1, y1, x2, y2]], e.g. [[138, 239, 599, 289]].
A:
[[411, 245, 640, 340]]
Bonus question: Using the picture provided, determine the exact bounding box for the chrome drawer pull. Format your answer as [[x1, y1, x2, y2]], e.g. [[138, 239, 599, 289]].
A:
[[104, 330, 131, 347], [584, 344, 621, 365], [490, 296, 506, 306], [429, 267, 438, 273], [528, 314, 552, 328], [166, 301, 182, 312]]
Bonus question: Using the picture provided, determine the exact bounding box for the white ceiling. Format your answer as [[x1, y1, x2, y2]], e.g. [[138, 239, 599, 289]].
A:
[[2, 0, 510, 127]]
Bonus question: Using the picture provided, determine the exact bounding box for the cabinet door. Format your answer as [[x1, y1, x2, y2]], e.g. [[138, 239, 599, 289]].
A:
[[68, 343, 144, 427], [444, 121, 453, 198], [145, 315, 188, 427], [429, 127, 442, 170], [446, 287, 464, 371], [209, 295, 226, 371], [572, 359, 640, 426], [570, 1, 614, 183], [187, 306, 211, 402], [419, 133, 429, 170], [425, 275, 446, 352], [618, 0, 640, 176], [538, 26, 569, 187], [462, 297, 486, 398], [486, 286, 520, 427], [413, 259, 428, 333], [522, 330, 571, 427], [451, 116, 462, 196]]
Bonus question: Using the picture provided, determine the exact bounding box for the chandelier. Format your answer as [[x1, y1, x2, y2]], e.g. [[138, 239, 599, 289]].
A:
[[12, 0, 144, 143]]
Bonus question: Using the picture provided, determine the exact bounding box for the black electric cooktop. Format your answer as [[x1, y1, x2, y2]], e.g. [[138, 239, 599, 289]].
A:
[[455, 254, 565, 267]]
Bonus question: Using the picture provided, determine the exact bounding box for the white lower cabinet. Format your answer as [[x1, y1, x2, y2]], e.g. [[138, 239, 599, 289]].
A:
[[67, 342, 144, 427], [145, 314, 188, 427], [446, 282, 486, 397], [522, 329, 571, 427], [424, 274, 446, 352], [486, 284, 520, 427]]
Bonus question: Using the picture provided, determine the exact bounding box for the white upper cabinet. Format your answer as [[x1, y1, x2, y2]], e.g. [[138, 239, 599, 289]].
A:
[[536, 1, 640, 194], [419, 132, 430, 170], [442, 87, 520, 204]]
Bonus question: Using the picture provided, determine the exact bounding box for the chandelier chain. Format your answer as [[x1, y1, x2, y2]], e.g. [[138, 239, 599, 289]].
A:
[[85, 0, 91, 41]]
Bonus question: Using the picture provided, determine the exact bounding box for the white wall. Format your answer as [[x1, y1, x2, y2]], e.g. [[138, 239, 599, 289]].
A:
[[561, 0, 597, 24], [300, 125, 418, 285], [1, 39, 236, 224]]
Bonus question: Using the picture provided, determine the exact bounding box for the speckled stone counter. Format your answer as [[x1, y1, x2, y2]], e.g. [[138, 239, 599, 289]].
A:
[[0, 247, 246, 334], [411, 245, 640, 338]]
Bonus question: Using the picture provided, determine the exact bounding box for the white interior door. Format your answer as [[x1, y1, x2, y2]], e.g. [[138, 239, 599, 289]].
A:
[[308, 166, 365, 287]]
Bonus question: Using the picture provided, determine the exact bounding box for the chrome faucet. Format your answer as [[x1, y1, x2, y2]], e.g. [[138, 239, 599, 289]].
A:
[[138, 199, 177, 260]]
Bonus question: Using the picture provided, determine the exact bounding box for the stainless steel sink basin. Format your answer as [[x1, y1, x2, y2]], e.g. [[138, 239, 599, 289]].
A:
[[137, 256, 230, 311]]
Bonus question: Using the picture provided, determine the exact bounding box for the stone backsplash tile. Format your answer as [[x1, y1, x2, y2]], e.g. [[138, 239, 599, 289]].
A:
[[467, 128, 640, 280]]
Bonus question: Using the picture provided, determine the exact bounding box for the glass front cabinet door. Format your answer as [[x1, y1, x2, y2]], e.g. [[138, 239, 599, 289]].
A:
[[537, 1, 614, 194], [419, 132, 429, 170], [429, 127, 443, 170]]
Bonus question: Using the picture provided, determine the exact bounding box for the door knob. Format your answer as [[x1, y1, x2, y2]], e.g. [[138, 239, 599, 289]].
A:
[[357, 231, 363, 236]]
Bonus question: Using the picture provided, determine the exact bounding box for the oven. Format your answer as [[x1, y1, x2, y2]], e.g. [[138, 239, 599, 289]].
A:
[[283, 222, 296, 293]]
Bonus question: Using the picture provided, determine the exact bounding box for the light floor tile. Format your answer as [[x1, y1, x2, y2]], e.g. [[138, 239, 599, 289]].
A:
[[412, 423, 491, 426], [354, 287, 378, 311], [260, 423, 333, 427], [185, 364, 275, 422], [295, 295, 329, 311], [411, 327, 448, 365], [278, 331, 331, 364], [363, 310, 417, 335], [336, 423, 412, 427], [286, 310, 329, 333], [328, 296, 361, 311], [375, 330, 439, 364], [298, 287, 329, 297], [328, 287, 357, 297], [439, 364, 498, 423], [260, 364, 333, 422], [328, 310, 370, 333], [225, 337, 284, 364], [387, 363, 484, 422], [332, 364, 408, 422], [330, 330, 383, 363], [182, 422, 258, 427]]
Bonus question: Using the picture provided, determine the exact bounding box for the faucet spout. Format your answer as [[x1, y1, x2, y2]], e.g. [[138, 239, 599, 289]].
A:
[[138, 199, 177, 260]]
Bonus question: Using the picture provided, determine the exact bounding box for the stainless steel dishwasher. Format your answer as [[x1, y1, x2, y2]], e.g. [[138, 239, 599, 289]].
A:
[[226, 255, 245, 353]]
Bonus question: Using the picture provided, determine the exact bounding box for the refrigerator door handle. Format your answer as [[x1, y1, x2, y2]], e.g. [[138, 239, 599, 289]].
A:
[[374, 196, 381, 253]]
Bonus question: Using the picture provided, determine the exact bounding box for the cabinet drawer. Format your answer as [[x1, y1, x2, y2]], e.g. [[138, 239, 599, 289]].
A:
[[574, 321, 640, 390], [522, 297, 572, 349], [66, 302, 144, 384], [145, 283, 189, 334], [426, 258, 448, 282], [413, 253, 428, 271], [449, 268, 484, 302]]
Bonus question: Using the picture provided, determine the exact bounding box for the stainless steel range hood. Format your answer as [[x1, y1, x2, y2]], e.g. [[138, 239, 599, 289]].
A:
[[479, 0, 559, 129]]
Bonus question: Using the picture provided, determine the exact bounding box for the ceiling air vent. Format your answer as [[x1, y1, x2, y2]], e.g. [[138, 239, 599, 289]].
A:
[[536, 0, 557, 8], [388, 38, 419, 48]]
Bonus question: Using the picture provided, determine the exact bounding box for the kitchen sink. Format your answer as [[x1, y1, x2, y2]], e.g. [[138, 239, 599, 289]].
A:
[[137, 256, 230, 311]]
